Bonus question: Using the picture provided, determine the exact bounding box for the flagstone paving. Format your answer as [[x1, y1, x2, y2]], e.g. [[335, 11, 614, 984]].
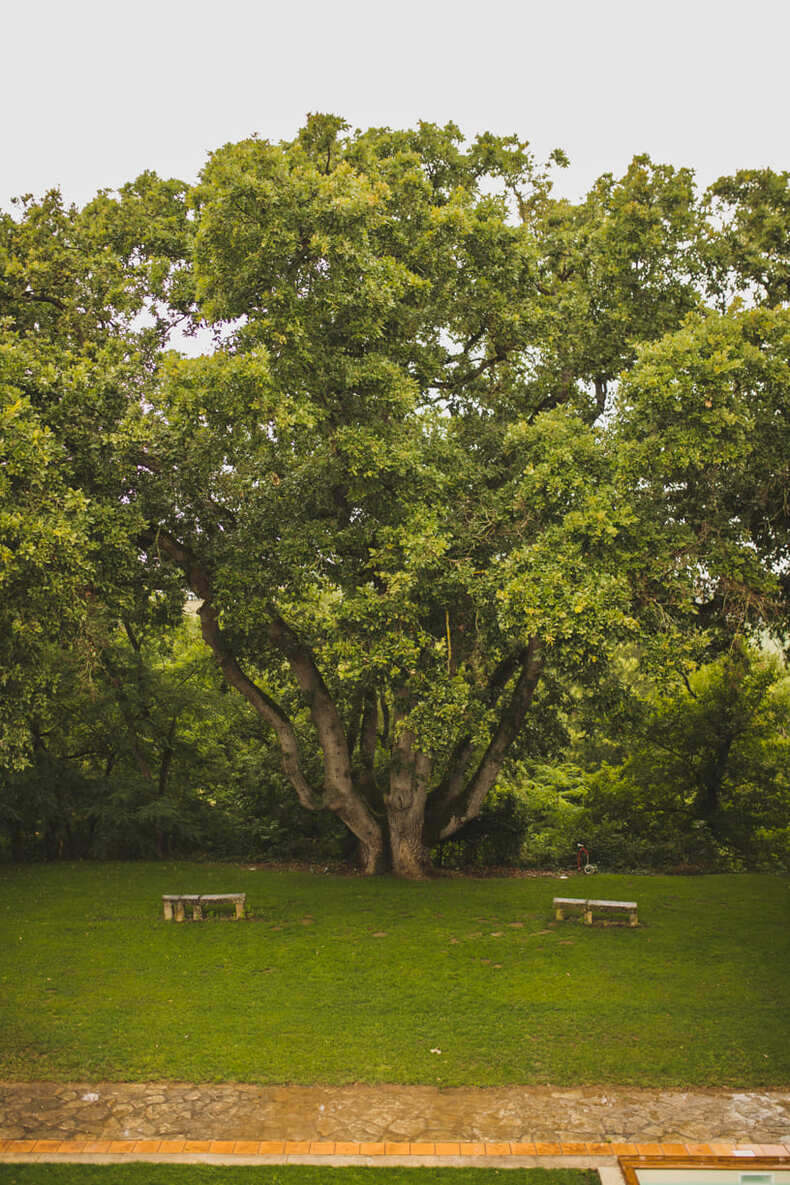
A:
[[1, 1082, 789, 1148]]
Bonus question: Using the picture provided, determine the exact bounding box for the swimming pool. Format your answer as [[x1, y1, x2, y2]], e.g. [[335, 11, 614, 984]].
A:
[[620, 1158, 790, 1185], [635, 1172, 790, 1185]]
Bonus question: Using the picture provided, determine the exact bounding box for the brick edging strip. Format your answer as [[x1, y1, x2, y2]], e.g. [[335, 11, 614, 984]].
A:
[[2, 1139, 790, 1161]]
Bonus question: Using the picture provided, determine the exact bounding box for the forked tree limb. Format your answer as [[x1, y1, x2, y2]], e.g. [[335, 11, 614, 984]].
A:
[[138, 527, 385, 855], [358, 690, 380, 806], [425, 637, 543, 843], [427, 646, 529, 823], [138, 527, 323, 811], [265, 614, 357, 811]]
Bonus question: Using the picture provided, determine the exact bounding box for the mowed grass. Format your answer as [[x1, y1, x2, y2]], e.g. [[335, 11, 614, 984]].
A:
[[0, 863, 788, 1086], [0, 1167, 597, 1185]]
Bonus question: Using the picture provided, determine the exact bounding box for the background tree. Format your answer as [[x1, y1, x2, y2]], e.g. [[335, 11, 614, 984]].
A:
[[0, 614, 343, 863], [615, 304, 790, 632], [567, 644, 789, 871], [0, 179, 194, 767]]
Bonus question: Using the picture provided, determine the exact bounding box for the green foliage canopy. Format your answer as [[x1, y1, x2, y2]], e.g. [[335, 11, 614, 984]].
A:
[[2, 116, 789, 874]]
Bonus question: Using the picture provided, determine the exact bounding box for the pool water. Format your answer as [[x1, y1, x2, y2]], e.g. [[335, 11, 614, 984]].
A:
[[636, 1171, 790, 1185]]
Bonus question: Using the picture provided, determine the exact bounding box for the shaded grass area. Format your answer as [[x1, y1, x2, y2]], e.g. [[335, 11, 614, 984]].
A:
[[0, 863, 788, 1086], [0, 1168, 598, 1184]]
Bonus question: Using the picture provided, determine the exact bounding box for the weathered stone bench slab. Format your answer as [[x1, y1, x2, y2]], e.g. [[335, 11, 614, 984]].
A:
[[553, 896, 638, 926], [553, 897, 588, 920], [586, 899, 638, 926], [163, 893, 246, 921]]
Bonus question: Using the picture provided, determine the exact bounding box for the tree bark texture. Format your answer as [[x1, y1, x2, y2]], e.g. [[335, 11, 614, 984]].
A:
[[386, 701, 432, 878]]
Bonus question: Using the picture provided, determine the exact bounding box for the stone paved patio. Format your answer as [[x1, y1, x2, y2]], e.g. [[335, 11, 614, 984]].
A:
[[1, 1082, 789, 1146]]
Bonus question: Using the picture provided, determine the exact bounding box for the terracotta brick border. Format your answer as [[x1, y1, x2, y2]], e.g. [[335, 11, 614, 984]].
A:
[[1, 1139, 790, 1163]]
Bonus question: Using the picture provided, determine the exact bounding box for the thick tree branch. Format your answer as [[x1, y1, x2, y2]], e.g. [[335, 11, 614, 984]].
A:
[[345, 689, 364, 756], [138, 527, 323, 811], [0, 286, 66, 312], [266, 614, 357, 810], [139, 526, 385, 856], [429, 647, 528, 820], [594, 376, 608, 414], [122, 619, 142, 652], [378, 690, 390, 741], [426, 638, 543, 843], [358, 689, 380, 806], [131, 450, 163, 475], [434, 347, 507, 391], [198, 600, 325, 811], [132, 455, 237, 529]]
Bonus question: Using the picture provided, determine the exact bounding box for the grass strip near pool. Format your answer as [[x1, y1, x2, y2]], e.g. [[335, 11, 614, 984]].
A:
[[0, 863, 788, 1086], [0, 1168, 600, 1184]]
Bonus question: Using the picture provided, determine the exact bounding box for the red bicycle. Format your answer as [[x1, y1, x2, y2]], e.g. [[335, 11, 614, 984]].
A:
[[576, 842, 597, 874]]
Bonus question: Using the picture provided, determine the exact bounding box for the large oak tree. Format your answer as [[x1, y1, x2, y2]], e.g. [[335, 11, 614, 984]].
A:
[[3, 117, 788, 874]]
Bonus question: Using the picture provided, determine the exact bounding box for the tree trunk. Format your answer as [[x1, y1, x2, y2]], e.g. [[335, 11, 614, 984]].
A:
[[386, 710, 431, 878], [388, 808, 430, 878], [357, 830, 389, 875]]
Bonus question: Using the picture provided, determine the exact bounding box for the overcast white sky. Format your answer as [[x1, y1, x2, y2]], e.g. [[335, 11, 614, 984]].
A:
[[2, 0, 788, 210]]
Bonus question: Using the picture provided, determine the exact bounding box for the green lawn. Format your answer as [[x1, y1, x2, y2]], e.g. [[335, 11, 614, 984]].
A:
[[1, 863, 788, 1086], [0, 1168, 597, 1184]]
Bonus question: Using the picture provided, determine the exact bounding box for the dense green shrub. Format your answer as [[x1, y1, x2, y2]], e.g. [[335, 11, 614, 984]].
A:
[[509, 645, 790, 872], [433, 782, 535, 868]]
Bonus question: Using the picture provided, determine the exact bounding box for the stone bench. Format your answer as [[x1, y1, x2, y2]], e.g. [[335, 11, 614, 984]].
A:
[[553, 897, 587, 920], [163, 893, 246, 921], [554, 897, 638, 926]]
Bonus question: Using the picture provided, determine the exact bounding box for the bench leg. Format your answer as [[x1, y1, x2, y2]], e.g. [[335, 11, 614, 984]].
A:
[[629, 911, 638, 927], [584, 907, 592, 924], [192, 902, 203, 920], [163, 901, 173, 921], [234, 900, 244, 919], [555, 907, 564, 921], [174, 900, 185, 922]]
